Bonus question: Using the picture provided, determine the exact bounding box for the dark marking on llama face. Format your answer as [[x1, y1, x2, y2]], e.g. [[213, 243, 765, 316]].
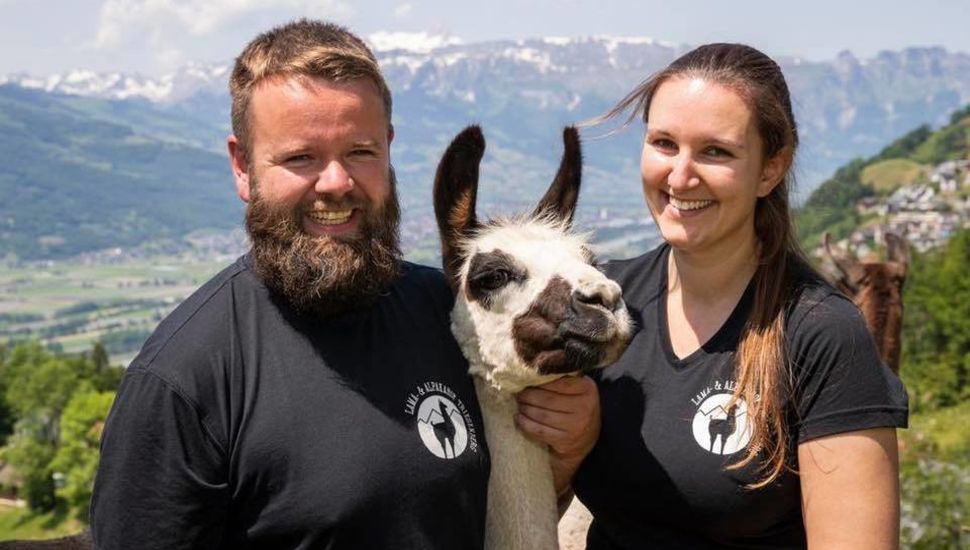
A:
[[465, 249, 527, 309], [512, 276, 620, 375]]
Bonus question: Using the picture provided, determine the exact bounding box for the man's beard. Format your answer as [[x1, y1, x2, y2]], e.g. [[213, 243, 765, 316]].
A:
[[246, 171, 402, 318]]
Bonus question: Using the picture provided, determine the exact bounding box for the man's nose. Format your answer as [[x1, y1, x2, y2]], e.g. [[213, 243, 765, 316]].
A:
[[314, 161, 354, 195]]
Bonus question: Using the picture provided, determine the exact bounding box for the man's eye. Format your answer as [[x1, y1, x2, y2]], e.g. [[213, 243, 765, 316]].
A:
[[350, 149, 376, 157], [285, 154, 312, 164]]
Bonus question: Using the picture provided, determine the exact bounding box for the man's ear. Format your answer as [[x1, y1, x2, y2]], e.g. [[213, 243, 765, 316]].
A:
[[228, 135, 251, 203], [388, 123, 395, 146], [757, 147, 792, 197]]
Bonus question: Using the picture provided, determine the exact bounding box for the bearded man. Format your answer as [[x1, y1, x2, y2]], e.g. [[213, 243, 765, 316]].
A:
[[89, 19, 600, 550], [89, 20, 487, 549]]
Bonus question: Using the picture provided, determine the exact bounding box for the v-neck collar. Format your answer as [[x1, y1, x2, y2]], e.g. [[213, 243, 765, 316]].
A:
[[656, 245, 755, 369]]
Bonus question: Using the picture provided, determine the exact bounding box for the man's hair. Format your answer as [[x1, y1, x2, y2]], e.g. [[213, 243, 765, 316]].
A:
[[229, 19, 393, 156]]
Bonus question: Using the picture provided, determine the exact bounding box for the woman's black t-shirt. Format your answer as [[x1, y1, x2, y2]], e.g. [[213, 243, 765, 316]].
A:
[[574, 244, 908, 549]]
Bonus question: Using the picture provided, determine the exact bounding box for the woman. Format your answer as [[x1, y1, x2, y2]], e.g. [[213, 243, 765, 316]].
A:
[[569, 44, 908, 548]]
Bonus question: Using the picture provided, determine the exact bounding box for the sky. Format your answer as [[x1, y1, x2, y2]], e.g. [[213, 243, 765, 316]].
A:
[[2, 0, 969, 77]]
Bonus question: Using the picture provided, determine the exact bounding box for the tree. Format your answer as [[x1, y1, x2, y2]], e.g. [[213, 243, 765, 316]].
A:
[[902, 229, 970, 410], [0, 342, 86, 511], [51, 390, 116, 521]]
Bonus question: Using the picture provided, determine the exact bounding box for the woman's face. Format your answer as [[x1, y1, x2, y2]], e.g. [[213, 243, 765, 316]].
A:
[[640, 77, 784, 257]]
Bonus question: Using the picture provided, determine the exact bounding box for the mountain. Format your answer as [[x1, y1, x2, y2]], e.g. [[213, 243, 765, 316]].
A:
[[0, 84, 239, 260], [3, 36, 970, 260]]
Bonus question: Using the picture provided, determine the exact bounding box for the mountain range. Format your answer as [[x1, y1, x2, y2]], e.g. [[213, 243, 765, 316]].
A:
[[2, 35, 969, 260]]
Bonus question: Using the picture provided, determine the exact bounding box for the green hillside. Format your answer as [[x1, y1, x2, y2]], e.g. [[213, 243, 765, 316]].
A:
[[796, 103, 970, 247], [795, 104, 970, 549], [0, 85, 241, 260]]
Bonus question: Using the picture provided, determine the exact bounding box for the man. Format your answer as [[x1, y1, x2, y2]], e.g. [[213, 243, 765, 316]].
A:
[[90, 19, 599, 549]]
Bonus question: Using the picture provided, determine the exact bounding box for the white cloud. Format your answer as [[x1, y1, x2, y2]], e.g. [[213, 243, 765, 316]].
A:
[[93, 0, 354, 48], [393, 3, 412, 17]]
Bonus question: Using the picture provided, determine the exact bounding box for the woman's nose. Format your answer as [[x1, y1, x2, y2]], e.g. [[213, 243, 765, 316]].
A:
[[666, 153, 697, 192]]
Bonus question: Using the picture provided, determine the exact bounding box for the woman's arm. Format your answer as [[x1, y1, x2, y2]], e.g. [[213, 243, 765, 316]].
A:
[[798, 427, 900, 550]]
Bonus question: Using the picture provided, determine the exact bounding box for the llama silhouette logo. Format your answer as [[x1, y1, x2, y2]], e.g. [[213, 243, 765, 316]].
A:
[[691, 392, 752, 455], [405, 381, 478, 459]]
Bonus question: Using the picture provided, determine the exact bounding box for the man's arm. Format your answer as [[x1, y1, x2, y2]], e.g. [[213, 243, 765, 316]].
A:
[[91, 369, 230, 550], [514, 375, 600, 496]]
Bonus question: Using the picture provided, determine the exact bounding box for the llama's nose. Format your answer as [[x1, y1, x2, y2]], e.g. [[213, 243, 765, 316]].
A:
[[571, 280, 621, 312]]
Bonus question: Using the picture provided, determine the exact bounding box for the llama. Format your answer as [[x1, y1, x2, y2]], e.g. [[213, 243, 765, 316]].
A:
[[708, 405, 738, 454], [432, 397, 458, 458], [433, 125, 633, 550], [822, 232, 909, 374]]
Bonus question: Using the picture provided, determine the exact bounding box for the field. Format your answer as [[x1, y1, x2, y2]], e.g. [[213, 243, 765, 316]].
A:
[[0, 253, 234, 364]]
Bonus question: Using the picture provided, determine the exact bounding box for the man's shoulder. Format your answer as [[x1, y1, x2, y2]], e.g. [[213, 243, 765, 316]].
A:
[[127, 255, 256, 380]]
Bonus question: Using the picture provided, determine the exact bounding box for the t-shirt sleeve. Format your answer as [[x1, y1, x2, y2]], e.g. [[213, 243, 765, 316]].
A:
[[90, 368, 229, 550], [787, 293, 908, 443]]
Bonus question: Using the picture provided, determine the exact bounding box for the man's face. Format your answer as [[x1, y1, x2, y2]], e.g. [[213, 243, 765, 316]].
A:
[[228, 76, 401, 315]]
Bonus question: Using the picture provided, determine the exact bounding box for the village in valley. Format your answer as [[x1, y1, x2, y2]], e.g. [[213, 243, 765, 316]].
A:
[[820, 157, 970, 258]]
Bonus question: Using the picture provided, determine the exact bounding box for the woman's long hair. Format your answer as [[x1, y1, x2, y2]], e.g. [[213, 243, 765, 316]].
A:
[[606, 43, 803, 486]]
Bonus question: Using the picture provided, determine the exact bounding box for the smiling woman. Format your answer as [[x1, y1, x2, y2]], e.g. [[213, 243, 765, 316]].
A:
[[568, 43, 908, 550]]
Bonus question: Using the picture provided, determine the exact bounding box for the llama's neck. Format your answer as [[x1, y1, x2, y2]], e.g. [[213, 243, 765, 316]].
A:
[[857, 288, 904, 374], [474, 376, 559, 550]]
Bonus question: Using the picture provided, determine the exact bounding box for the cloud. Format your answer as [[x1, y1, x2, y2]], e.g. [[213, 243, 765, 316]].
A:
[[93, 0, 354, 49], [393, 3, 412, 17]]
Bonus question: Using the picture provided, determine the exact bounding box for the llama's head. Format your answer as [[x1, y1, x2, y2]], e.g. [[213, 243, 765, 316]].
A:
[[823, 232, 909, 300], [433, 126, 633, 393], [823, 231, 909, 373]]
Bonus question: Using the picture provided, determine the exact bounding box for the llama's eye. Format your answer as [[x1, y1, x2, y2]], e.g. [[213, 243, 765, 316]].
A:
[[475, 269, 511, 291]]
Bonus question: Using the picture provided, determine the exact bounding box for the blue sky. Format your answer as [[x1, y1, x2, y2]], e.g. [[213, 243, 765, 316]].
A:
[[3, 0, 969, 76]]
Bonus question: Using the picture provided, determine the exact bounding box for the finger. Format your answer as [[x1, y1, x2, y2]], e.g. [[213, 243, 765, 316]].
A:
[[515, 412, 569, 445], [517, 402, 574, 429], [537, 375, 595, 395]]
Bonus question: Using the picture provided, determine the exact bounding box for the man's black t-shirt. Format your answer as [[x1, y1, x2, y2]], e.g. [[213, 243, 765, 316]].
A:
[[90, 256, 489, 549], [574, 244, 908, 549]]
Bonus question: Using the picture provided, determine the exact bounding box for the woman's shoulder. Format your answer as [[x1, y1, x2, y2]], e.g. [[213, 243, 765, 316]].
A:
[[784, 258, 861, 334], [599, 243, 669, 287]]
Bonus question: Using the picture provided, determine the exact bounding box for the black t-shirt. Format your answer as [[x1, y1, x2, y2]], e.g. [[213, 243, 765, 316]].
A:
[[574, 244, 908, 549], [90, 256, 490, 550]]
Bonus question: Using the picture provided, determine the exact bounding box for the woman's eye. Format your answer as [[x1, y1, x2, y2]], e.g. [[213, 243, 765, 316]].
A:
[[703, 146, 732, 158], [652, 138, 676, 150]]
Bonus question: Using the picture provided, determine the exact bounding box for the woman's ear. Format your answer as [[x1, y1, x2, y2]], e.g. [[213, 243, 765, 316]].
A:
[[757, 147, 792, 197]]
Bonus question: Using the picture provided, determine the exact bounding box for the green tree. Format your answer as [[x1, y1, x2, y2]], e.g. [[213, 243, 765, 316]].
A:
[[0, 342, 87, 511], [51, 390, 115, 521], [902, 229, 970, 410]]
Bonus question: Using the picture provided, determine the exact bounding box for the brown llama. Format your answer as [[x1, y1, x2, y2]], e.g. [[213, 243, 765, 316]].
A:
[[822, 232, 909, 374]]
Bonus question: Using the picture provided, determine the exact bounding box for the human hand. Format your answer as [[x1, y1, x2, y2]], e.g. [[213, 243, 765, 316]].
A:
[[515, 375, 600, 494]]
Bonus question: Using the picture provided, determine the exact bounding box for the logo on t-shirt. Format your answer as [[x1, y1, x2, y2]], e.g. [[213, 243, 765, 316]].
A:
[[690, 380, 752, 455], [405, 381, 479, 459]]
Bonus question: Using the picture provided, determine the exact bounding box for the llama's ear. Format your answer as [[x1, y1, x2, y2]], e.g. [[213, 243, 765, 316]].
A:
[[822, 232, 859, 293], [533, 126, 582, 227], [885, 232, 909, 272], [434, 125, 485, 290]]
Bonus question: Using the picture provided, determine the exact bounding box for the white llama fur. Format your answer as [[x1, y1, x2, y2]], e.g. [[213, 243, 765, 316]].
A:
[[434, 126, 632, 550]]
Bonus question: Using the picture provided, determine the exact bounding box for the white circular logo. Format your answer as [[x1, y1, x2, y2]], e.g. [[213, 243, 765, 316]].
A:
[[416, 395, 469, 459], [691, 392, 751, 455]]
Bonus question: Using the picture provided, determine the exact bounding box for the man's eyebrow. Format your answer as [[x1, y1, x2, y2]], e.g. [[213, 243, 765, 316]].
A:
[[351, 139, 380, 147]]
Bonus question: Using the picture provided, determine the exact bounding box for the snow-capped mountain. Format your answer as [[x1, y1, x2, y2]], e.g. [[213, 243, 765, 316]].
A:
[[2, 35, 969, 260]]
